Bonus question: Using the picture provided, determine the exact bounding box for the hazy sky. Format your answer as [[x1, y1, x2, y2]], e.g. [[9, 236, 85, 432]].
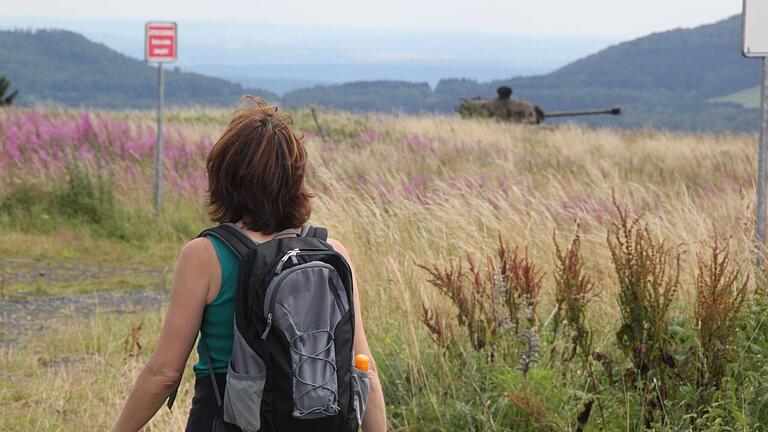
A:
[[4, 0, 741, 38]]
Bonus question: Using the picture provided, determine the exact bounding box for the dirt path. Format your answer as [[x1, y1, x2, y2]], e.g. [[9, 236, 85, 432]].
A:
[[0, 258, 166, 286], [0, 259, 170, 345]]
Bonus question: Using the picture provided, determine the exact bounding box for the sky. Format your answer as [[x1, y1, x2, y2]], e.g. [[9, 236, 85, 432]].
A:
[[3, 0, 742, 39]]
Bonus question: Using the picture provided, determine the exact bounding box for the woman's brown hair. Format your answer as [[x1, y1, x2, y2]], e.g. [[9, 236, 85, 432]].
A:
[[206, 96, 312, 233]]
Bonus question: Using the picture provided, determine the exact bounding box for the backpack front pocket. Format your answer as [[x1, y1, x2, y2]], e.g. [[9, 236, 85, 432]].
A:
[[223, 367, 266, 432], [264, 262, 350, 419]]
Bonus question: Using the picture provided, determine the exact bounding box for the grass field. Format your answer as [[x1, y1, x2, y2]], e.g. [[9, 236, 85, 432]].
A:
[[1, 106, 767, 431], [711, 86, 761, 109]]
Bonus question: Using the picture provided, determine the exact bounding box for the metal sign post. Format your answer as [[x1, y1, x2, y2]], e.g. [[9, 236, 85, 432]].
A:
[[759, 60, 768, 264], [155, 62, 165, 212], [743, 1, 768, 267], [145, 22, 177, 214]]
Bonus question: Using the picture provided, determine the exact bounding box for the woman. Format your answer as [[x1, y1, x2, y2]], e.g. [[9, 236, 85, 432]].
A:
[[111, 97, 387, 432]]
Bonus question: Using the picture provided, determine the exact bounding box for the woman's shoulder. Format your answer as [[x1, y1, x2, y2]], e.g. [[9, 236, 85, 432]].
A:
[[177, 237, 218, 268], [168, 238, 220, 301]]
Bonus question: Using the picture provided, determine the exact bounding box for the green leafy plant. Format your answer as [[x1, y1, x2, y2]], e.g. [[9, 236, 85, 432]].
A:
[[54, 163, 115, 225], [723, 288, 768, 427]]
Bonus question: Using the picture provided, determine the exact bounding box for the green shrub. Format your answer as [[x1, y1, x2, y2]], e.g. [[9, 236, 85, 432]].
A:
[[53, 163, 115, 225], [0, 182, 59, 232], [0, 164, 153, 242]]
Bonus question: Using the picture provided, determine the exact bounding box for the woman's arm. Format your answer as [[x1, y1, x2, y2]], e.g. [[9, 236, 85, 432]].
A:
[[329, 239, 388, 432], [111, 238, 218, 432]]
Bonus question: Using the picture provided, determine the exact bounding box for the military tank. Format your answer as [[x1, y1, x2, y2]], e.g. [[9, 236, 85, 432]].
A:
[[457, 86, 621, 125]]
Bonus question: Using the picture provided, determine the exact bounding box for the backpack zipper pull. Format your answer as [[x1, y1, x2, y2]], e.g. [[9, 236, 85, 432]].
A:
[[275, 249, 301, 274], [261, 313, 273, 339]]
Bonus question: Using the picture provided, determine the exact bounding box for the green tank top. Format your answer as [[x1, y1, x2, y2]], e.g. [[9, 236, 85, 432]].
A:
[[193, 236, 241, 377]]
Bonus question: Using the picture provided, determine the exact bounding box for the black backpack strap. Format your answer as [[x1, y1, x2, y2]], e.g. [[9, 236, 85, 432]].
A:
[[165, 334, 221, 410], [300, 224, 328, 242], [166, 379, 180, 410], [198, 223, 257, 260], [201, 335, 223, 408], [167, 333, 222, 409]]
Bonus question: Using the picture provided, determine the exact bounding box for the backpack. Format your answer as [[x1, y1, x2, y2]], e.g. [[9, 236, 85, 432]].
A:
[[196, 223, 370, 432]]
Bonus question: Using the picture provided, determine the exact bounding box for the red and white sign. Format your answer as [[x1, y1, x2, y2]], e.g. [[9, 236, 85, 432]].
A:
[[145, 22, 177, 63]]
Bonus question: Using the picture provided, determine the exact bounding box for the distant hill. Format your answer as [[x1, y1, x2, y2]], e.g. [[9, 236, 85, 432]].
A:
[[0, 29, 278, 108], [286, 15, 762, 132], [222, 77, 332, 96], [518, 15, 758, 97], [283, 81, 438, 112]]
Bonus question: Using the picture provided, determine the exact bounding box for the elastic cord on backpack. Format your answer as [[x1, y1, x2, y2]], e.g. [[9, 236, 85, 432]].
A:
[[290, 328, 339, 417]]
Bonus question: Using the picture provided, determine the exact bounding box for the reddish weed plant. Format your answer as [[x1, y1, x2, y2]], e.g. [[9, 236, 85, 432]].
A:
[[607, 199, 681, 426], [552, 225, 608, 429], [420, 236, 543, 361], [694, 235, 749, 391], [551, 224, 596, 362], [122, 321, 144, 358]]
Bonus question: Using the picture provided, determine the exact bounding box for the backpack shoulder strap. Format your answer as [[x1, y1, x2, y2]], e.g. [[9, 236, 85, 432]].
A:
[[200, 335, 223, 408], [300, 224, 328, 242], [198, 223, 257, 260]]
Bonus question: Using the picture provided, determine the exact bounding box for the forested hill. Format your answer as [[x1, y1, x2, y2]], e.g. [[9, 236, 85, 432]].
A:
[[0, 29, 278, 108], [282, 81, 438, 112], [506, 15, 757, 97]]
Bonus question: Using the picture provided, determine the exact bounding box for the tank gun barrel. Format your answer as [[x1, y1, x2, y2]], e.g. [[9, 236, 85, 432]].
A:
[[543, 107, 621, 119]]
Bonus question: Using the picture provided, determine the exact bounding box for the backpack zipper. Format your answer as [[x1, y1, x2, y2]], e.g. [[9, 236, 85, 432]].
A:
[[261, 313, 273, 339], [274, 249, 351, 275], [275, 248, 301, 274], [261, 249, 350, 340]]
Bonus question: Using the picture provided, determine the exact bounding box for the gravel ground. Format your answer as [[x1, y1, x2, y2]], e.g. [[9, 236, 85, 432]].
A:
[[0, 259, 169, 345], [0, 258, 165, 285]]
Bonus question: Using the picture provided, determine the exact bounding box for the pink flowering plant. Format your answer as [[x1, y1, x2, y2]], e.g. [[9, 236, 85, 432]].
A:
[[0, 109, 214, 237]]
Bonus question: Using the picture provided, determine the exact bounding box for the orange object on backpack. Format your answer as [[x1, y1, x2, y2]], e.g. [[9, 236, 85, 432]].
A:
[[354, 354, 369, 372]]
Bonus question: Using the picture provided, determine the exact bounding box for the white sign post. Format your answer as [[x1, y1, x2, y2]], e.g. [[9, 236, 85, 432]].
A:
[[743, 0, 768, 266], [145, 22, 177, 214]]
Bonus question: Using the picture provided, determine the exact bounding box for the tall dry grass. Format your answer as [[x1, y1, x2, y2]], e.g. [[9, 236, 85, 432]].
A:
[[0, 107, 763, 430], [307, 116, 758, 341]]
